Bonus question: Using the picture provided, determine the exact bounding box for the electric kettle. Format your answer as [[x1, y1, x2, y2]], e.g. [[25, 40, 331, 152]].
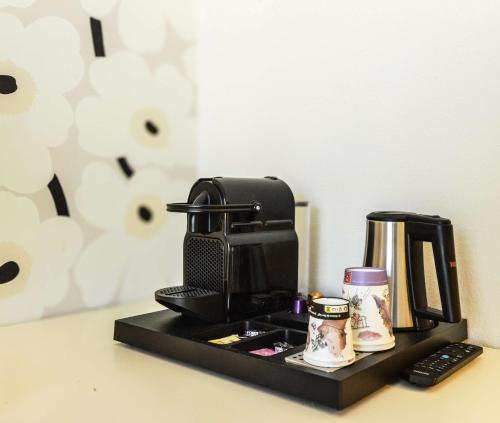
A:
[[363, 212, 461, 331]]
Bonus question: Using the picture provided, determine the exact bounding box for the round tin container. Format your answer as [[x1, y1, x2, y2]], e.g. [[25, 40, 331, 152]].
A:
[[303, 297, 355, 368], [342, 267, 395, 352]]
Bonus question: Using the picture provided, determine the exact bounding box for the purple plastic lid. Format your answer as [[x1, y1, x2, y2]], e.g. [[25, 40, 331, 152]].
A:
[[344, 267, 388, 286]]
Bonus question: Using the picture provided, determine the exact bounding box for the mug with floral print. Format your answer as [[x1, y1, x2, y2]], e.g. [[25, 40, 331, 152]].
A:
[[303, 297, 355, 368], [342, 267, 396, 352]]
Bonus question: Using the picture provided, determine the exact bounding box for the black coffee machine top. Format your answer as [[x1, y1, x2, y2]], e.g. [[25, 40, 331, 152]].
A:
[[155, 177, 298, 322]]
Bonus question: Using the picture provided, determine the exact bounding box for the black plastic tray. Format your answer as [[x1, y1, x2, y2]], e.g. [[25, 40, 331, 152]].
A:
[[114, 310, 467, 409]]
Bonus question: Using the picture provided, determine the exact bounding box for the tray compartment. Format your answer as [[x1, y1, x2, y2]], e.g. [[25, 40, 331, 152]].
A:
[[256, 311, 309, 331], [231, 329, 306, 357], [196, 320, 276, 345]]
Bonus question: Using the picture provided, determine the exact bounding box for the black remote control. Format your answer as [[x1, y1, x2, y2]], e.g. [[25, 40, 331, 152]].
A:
[[404, 343, 483, 386]]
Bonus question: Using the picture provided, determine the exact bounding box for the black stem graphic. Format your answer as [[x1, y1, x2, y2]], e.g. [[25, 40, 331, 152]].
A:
[[48, 174, 70, 217], [90, 18, 135, 181], [117, 157, 135, 178], [90, 17, 106, 57]]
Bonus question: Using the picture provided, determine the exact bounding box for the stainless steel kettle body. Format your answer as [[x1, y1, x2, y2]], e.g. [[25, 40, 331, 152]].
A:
[[363, 219, 414, 329], [363, 212, 462, 331]]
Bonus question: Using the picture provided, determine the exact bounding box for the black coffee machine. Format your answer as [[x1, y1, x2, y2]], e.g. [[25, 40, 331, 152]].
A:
[[155, 177, 298, 322]]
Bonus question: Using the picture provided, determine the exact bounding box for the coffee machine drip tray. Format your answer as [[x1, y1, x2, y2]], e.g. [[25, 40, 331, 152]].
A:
[[155, 286, 225, 323], [114, 310, 467, 410]]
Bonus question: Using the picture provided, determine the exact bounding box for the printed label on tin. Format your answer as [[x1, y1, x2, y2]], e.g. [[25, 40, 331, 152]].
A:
[[310, 302, 349, 320], [324, 305, 349, 314]]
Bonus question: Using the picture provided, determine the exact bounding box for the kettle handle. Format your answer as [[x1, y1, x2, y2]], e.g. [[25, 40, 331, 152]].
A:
[[405, 221, 461, 325]]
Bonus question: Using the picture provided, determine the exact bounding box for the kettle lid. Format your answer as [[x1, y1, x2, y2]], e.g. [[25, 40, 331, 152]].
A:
[[367, 211, 451, 225]]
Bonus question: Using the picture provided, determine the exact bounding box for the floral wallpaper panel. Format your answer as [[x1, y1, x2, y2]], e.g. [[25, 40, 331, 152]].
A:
[[0, 0, 197, 325]]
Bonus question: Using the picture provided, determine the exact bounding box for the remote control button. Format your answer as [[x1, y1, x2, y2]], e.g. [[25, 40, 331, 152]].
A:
[[440, 354, 450, 359]]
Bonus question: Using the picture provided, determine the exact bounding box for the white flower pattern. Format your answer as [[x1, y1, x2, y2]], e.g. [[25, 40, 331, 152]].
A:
[[183, 46, 197, 82], [81, 0, 197, 53], [0, 0, 36, 8], [0, 1, 197, 326], [76, 52, 194, 170], [0, 191, 83, 325], [0, 13, 84, 194], [74, 162, 187, 307]]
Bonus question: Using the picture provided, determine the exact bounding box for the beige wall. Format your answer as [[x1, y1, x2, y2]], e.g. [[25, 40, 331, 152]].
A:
[[198, 1, 500, 347], [0, 0, 197, 325]]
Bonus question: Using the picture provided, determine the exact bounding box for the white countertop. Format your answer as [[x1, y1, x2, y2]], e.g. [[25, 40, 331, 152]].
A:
[[1, 301, 497, 422]]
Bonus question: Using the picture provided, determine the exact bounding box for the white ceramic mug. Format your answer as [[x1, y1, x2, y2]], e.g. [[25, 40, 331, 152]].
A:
[[342, 267, 395, 352], [303, 297, 355, 368]]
